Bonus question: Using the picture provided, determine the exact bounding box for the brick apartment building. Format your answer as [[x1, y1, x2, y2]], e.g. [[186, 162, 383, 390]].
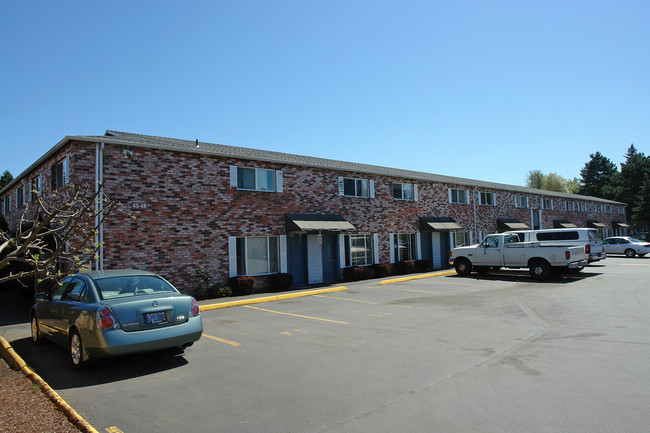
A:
[[0, 130, 628, 292]]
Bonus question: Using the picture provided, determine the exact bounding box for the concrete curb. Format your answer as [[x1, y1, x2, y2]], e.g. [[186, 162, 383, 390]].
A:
[[0, 333, 99, 433], [377, 270, 457, 285], [200, 286, 349, 311]]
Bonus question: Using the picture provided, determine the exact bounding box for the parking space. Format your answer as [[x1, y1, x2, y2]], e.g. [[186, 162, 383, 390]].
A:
[[2, 257, 650, 432]]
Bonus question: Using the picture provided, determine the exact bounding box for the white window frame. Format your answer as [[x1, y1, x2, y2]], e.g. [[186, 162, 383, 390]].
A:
[[2, 195, 10, 214], [338, 177, 374, 198], [479, 191, 496, 206], [542, 198, 553, 210], [515, 195, 529, 209], [564, 201, 575, 212], [392, 182, 417, 201], [451, 231, 471, 248], [16, 185, 25, 208], [577, 202, 586, 212], [345, 234, 375, 266], [30, 175, 42, 202], [595, 204, 603, 213], [449, 188, 469, 204], [390, 233, 418, 262], [231, 166, 282, 192], [230, 236, 283, 276]]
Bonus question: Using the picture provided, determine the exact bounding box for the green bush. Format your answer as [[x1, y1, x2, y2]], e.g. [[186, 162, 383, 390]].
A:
[[208, 285, 232, 299], [371, 263, 390, 278], [394, 260, 415, 275], [228, 276, 256, 296], [342, 266, 365, 282], [415, 259, 432, 272], [269, 273, 293, 290]]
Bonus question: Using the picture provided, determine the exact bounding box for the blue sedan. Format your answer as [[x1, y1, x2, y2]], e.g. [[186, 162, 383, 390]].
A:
[[31, 269, 203, 369]]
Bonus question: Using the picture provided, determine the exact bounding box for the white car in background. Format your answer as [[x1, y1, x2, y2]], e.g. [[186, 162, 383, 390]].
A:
[[602, 237, 650, 257]]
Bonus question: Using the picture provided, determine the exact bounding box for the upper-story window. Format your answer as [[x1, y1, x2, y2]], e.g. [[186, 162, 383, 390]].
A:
[[30, 176, 41, 202], [16, 185, 25, 208], [605, 205, 612, 214], [338, 177, 374, 198], [565, 201, 575, 212], [230, 166, 283, 192], [393, 183, 416, 201], [618, 206, 625, 215], [577, 202, 586, 212], [542, 198, 553, 210], [515, 195, 529, 208], [51, 157, 69, 190], [479, 191, 495, 206], [1, 195, 8, 214], [449, 188, 468, 204]]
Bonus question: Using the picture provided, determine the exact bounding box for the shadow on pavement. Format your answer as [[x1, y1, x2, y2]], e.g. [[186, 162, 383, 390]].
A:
[[10, 337, 190, 390]]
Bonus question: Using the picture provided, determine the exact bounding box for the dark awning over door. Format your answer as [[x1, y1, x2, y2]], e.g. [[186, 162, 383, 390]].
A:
[[497, 218, 530, 231], [419, 217, 464, 231], [554, 219, 578, 228], [588, 220, 606, 228], [285, 214, 355, 232]]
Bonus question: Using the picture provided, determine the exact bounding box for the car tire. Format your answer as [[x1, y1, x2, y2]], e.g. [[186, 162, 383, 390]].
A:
[[529, 260, 551, 280], [625, 249, 636, 258], [69, 330, 87, 370], [31, 314, 44, 345], [454, 258, 472, 276]]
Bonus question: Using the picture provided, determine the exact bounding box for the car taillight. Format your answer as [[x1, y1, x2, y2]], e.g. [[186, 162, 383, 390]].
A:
[[585, 244, 591, 254], [566, 251, 570, 260], [189, 297, 200, 318], [97, 306, 120, 330]]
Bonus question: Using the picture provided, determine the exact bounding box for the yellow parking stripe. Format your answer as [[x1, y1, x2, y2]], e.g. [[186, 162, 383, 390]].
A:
[[243, 305, 348, 324], [202, 333, 241, 347], [314, 295, 379, 304]]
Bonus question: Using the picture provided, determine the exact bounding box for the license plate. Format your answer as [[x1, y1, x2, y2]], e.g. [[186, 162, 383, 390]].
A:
[[145, 311, 168, 325]]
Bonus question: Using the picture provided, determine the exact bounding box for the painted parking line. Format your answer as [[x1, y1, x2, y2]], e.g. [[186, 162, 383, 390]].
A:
[[392, 288, 443, 295], [243, 305, 349, 324], [314, 294, 380, 305], [620, 263, 650, 266], [202, 333, 242, 347]]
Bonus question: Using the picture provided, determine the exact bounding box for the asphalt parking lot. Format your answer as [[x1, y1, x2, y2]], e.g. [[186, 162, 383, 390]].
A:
[[2, 256, 650, 433]]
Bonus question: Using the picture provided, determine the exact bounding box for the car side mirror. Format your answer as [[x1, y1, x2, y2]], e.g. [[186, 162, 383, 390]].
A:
[[34, 292, 52, 301]]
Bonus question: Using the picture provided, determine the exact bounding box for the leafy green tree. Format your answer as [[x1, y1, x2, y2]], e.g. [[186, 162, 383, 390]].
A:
[[544, 173, 568, 192], [526, 170, 545, 189], [566, 177, 581, 194], [620, 144, 650, 229], [579, 152, 620, 199], [525, 170, 568, 192], [0, 170, 13, 190]]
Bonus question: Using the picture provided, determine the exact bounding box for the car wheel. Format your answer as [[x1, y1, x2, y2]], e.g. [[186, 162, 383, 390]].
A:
[[69, 330, 87, 370], [454, 258, 472, 276], [529, 260, 551, 280], [31, 314, 44, 345], [625, 249, 636, 258]]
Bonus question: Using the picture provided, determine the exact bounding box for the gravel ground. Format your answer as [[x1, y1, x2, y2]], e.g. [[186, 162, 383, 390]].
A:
[[0, 358, 81, 433]]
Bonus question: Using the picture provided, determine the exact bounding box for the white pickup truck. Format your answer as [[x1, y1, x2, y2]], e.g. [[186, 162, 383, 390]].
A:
[[449, 233, 588, 280]]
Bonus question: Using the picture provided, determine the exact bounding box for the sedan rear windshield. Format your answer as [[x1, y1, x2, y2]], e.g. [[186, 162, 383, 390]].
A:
[[94, 276, 178, 300]]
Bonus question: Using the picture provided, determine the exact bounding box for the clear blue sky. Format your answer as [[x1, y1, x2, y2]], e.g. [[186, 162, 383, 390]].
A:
[[1, 1, 648, 187]]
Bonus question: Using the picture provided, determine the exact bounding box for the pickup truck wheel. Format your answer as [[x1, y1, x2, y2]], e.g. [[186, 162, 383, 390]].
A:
[[529, 260, 551, 280], [454, 258, 472, 276], [625, 249, 636, 258]]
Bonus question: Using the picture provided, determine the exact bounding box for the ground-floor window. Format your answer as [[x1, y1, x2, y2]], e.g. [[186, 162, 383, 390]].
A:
[[236, 236, 279, 275], [393, 233, 417, 262], [345, 234, 374, 267], [452, 231, 471, 248]]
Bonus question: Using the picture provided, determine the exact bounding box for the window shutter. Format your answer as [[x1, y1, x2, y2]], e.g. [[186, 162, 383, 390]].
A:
[[415, 232, 422, 260], [338, 177, 344, 195], [466, 189, 470, 204], [372, 233, 379, 264], [389, 234, 395, 263], [230, 166, 238, 188], [369, 180, 375, 198], [228, 237, 238, 277], [338, 234, 346, 269], [448, 188, 452, 203], [63, 155, 70, 185], [279, 235, 287, 273], [276, 170, 283, 193], [413, 184, 418, 201]]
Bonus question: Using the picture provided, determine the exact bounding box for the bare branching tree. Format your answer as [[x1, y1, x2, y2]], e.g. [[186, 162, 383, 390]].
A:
[[0, 182, 123, 290]]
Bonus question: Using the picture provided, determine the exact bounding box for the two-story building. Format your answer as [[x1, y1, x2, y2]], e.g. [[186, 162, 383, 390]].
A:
[[0, 130, 628, 291]]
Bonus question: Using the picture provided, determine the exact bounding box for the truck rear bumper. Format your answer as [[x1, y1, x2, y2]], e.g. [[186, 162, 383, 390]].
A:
[[568, 260, 588, 269]]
